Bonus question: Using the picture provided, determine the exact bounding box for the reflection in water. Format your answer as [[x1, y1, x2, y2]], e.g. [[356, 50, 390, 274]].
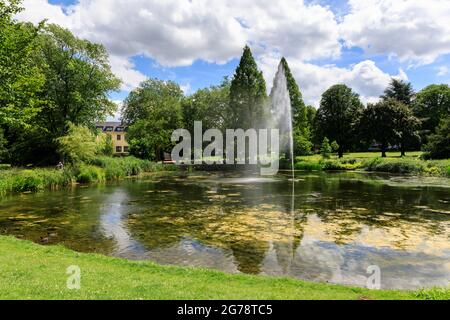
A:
[[0, 171, 449, 289], [99, 188, 147, 257]]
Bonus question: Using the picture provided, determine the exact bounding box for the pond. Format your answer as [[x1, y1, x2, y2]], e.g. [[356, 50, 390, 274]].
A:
[[0, 171, 449, 290]]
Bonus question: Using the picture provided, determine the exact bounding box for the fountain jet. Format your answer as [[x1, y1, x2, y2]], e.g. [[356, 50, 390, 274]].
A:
[[270, 61, 295, 177]]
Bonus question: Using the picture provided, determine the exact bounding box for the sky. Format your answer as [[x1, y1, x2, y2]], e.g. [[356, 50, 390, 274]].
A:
[[17, 0, 450, 120]]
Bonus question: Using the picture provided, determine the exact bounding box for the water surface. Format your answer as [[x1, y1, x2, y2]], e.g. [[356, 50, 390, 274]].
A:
[[0, 171, 449, 289]]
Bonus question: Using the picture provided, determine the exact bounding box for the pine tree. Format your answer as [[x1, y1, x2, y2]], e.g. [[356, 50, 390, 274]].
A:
[[229, 45, 267, 129], [381, 79, 415, 107]]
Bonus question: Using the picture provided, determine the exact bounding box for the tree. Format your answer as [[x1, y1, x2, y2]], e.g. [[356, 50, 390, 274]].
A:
[[321, 137, 332, 159], [359, 101, 397, 158], [424, 117, 450, 159], [0, 0, 45, 128], [315, 84, 363, 158], [280, 57, 312, 155], [182, 78, 230, 133], [413, 84, 450, 143], [359, 99, 419, 157], [229, 45, 267, 129], [0, 128, 8, 163], [97, 133, 114, 157], [381, 79, 415, 107], [331, 141, 340, 153], [36, 24, 121, 138], [123, 79, 184, 161], [4, 23, 121, 165], [56, 123, 99, 163], [394, 103, 421, 157]]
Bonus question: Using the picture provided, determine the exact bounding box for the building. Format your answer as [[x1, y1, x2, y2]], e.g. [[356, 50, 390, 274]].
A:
[[96, 122, 130, 156]]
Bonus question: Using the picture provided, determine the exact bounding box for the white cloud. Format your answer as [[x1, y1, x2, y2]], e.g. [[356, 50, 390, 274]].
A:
[[18, 0, 444, 106], [259, 54, 407, 107], [437, 66, 449, 77], [17, 0, 341, 66], [340, 0, 450, 65], [109, 56, 147, 91]]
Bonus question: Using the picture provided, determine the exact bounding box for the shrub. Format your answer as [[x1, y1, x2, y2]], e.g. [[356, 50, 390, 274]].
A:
[[0, 164, 11, 170], [0, 168, 73, 195], [362, 158, 424, 174], [321, 137, 332, 159], [76, 165, 106, 183], [57, 123, 99, 164], [424, 117, 450, 159], [294, 160, 322, 171]]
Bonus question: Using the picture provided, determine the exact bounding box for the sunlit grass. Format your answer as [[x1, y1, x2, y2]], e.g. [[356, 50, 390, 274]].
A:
[[1, 236, 447, 300]]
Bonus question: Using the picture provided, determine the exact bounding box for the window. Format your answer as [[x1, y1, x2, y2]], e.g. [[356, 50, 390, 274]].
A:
[[124, 146, 129, 153], [116, 146, 122, 153], [117, 135, 121, 141]]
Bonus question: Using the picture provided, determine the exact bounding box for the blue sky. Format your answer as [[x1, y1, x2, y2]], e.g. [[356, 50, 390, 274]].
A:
[[19, 0, 450, 116]]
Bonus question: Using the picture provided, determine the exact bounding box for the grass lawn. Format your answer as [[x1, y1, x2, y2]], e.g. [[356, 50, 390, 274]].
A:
[[297, 151, 424, 162], [0, 236, 448, 300]]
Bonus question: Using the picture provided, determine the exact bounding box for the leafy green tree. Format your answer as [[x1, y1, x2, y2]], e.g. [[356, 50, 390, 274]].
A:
[[182, 78, 230, 133], [315, 84, 363, 158], [0, 128, 8, 163], [381, 79, 415, 107], [331, 141, 340, 153], [293, 128, 313, 156], [359, 101, 397, 158], [0, 0, 45, 128], [359, 99, 419, 157], [36, 24, 121, 138], [97, 133, 114, 157], [321, 137, 332, 159], [229, 45, 267, 129], [394, 103, 421, 156], [424, 117, 450, 159], [123, 79, 184, 161], [413, 84, 450, 143], [56, 123, 99, 163]]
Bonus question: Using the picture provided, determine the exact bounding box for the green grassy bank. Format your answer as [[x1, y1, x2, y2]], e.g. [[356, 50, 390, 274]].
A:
[[0, 156, 177, 196], [0, 236, 448, 300], [295, 152, 450, 176]]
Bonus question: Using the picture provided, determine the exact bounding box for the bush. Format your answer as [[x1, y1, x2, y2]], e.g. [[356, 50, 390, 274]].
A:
[[0, 157, 177, 196], [294, 160, 322, 171], [362, 158, 424, 174], [76, 165, 106, 183], [424, 117, 450, 159], [0, 164, 11, 170], [321, 137, 332, 159], [0, 168, 73, 195]]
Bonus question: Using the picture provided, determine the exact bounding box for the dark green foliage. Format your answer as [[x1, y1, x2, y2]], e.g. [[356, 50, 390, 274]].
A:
[[315, 84, 363, 157], [0, 128, 7, 163], [363, 158, 424, 174], [414, 84, 450, 143], [359, 99, 420, 157], [381, 79, 415, 107], [321, 137, 332, 159], [229, 45, 267, 129], [424, 117, 450, 159]]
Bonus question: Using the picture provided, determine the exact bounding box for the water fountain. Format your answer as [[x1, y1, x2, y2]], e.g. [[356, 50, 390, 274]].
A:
[[270, 60, 295, 180]]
